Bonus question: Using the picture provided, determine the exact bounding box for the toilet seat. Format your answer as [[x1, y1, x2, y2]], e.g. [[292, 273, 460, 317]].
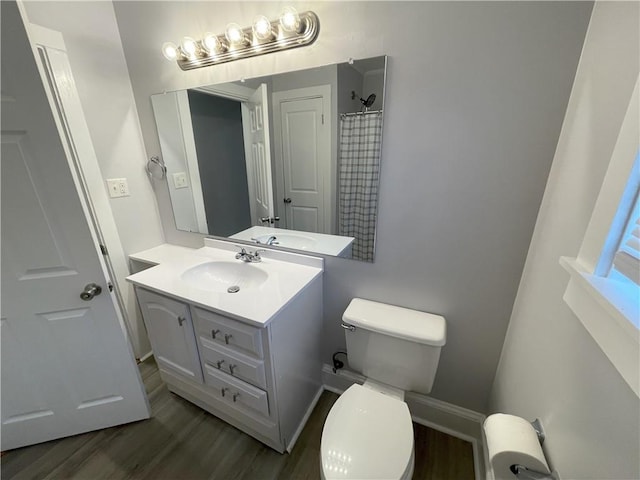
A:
[[320, 384, 414, 480]]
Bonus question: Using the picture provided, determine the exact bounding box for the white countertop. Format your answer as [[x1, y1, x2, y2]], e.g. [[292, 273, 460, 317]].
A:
[[230, 226, 354, 257], [127, 240, 323, 327], [129, 243, 200, 266]]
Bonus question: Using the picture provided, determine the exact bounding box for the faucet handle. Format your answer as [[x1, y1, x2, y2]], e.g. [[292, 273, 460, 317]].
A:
[[253, 249, 266, 260]]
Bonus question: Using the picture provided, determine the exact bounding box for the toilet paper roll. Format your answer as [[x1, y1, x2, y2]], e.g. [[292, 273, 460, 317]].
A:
[[484, 414, 550, 480]]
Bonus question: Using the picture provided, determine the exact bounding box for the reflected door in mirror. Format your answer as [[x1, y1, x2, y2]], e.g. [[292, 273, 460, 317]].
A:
[[273, 86, 332, 234]]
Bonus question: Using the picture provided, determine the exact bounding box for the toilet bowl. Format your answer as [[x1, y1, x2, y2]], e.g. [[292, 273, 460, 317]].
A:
[[321, 383, 414, 480], [320, 298, 446, 480]]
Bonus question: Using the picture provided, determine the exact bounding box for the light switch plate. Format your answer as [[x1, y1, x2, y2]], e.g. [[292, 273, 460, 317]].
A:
[[172, 172, 188, 189], [106, 178, 130, 198]]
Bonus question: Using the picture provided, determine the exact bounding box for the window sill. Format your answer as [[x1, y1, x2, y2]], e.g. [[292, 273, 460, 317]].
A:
[[560, 256, 639, 397]]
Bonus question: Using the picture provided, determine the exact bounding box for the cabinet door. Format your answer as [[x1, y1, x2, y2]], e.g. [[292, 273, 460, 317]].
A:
[[136, 288, 203, 383]]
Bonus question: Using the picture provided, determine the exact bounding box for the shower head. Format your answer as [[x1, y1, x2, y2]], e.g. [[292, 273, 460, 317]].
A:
[[351, 90, 377, 109], [361, 93, 376, 108]]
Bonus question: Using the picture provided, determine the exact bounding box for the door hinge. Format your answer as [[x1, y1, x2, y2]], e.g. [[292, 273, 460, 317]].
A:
[[108, 282, 114, 292], [99, 244, 108, 255]]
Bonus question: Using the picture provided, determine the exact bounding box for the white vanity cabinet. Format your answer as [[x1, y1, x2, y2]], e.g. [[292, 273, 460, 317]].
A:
[[135, 288, 202, 383], [129, 242, 324, 454]]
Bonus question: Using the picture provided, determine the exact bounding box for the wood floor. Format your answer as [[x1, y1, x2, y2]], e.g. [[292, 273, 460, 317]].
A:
[[2, 358, 475, 479]]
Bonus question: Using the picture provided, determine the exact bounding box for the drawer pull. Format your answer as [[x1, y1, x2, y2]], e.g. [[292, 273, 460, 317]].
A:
[[221, 387, 229, 397], [224, 333, 233, 344], [177, 316, 186, 326], [211, 329, 220, 339], [232, 392, 240, 402], [216, 360, 225, 369], [229, 364, 236, 375]]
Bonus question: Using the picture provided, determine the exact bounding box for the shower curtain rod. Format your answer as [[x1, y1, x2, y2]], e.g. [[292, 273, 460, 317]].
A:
[[340, 110, 383, 117]]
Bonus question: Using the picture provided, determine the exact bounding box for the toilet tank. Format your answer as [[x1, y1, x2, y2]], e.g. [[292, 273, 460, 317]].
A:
[[343, 298, 446, 395]]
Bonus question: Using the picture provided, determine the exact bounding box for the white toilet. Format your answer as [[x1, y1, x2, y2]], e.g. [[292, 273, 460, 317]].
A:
[[320, 298, 446, 480]]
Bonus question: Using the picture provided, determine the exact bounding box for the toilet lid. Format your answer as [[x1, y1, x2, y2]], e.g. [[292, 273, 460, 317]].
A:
[[321, 384, 414, 479]]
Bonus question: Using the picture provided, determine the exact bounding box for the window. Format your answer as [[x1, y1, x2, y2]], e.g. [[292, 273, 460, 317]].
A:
[[607, 181, 640, 288], [561, 80, 639, 398]]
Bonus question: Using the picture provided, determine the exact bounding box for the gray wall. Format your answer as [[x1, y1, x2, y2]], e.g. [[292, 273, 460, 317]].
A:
[[337, 64, 364, 114], [113, 1, 592, 413], [187, 90, 251, 236], [489, 3, 640, 479]]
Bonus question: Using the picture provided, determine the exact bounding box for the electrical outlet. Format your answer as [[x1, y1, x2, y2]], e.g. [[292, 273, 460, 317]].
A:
[[106, 178, 130, 198], [172, 172, 188, 189]]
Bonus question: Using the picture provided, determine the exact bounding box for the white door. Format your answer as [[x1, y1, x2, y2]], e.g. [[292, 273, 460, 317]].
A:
[[0, 1, 149, 451], [30, 23, 152, 360], [273, 86, 332, 234], [242, 84, 275, 226]]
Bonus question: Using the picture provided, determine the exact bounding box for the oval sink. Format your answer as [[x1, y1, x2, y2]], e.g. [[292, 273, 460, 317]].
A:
[[255, 233, 317, 250], [180, 261, 268, 293]]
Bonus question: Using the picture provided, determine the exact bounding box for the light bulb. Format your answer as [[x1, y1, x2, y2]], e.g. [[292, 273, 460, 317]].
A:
[[225, 23, 245, 45], [280, 7, 300, 33], [161, 42, 178, 61], [180, 36, 198, 58], [252, 15, 272, 41], [202, 32, 221, 54]]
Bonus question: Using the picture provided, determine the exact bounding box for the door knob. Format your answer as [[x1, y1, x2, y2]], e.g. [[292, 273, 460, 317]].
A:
[[283, 197, 292, 204], [80, 283, 102, 301]]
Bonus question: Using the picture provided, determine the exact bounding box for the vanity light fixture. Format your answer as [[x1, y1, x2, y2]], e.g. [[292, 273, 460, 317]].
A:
[[161, 42, 179, 61], [252, 15, 273, 41], [201, 32, 223, 55], [279, 6, 301, 33], [180, 37, 198, 59], [161, 8, 319, 71], [225, 23, 248, 47]]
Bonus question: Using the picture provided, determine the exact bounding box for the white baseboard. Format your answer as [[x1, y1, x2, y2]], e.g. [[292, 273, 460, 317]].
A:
[[138, 350, 154, 363], [286, 386, 324, 453], [321, 364, 487, 480]]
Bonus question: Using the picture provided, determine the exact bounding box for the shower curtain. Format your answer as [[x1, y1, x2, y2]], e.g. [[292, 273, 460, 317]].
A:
[[338, 112, 383, 262]]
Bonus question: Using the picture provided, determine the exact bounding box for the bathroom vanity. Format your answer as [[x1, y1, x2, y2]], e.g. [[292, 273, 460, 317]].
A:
[[127, 239, 324, 453], [230, 226, 354, 258]]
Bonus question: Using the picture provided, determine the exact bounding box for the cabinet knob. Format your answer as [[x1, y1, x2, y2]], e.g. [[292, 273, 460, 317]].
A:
[[229, 364, 236, 375], [211, 329, 220, 339], [177, 316, 186, 326], [221, 387, 229, 397], [224, 334, 233, 345], [232, 392, 240, 402], [216, 360, 225, 369]]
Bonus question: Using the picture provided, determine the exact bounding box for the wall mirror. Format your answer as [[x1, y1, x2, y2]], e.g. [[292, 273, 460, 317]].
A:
[[151, 56, 387, 261]]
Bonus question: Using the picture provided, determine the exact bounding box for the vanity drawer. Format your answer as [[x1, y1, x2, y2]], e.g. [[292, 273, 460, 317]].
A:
[[192, 307, 264, 359], [199, 336, 267, 389], [204, 363, 269, 417]]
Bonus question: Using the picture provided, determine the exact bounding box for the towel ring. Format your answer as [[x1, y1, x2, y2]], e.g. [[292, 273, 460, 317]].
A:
[[146, 155, 166, 180]]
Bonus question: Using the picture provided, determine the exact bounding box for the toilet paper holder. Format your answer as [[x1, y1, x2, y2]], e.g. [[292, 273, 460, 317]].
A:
[[510, 464, 554, 480], [530, 418, 545, 444], [509, 418, 553, 480]]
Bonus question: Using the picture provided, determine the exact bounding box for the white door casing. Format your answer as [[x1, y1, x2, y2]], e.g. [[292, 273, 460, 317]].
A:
[[273, 86, 332, 234], [1, 1, 149, 451], [242, 84, 275, 226]]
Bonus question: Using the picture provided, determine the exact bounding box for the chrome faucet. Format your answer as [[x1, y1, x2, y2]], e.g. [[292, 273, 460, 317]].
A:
[[251, 235, 279, 246], [235, 246, 264, 263], [265, 236, 279, 245]]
